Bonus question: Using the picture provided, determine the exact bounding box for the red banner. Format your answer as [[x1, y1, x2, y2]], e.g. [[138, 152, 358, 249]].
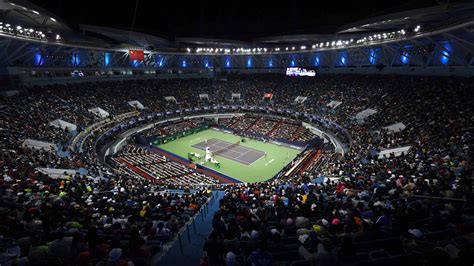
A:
[[129, 50, 144, 61], [264, 92, 273, 99]]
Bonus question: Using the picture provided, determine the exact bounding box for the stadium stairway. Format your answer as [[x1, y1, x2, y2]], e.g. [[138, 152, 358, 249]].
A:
[[289, 126, 302, 141], [228, 116, 242, 128], [154, 190, 225, 266], [298, 149, 322, 175], [159, 127, 168, 136], [245, 116, 262, 131], [266, 119, 283, 136], [116, 157, 156, 181]]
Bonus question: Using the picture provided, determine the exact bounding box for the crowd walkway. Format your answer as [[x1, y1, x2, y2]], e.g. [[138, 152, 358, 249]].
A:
[[154, 190, 225, 265]]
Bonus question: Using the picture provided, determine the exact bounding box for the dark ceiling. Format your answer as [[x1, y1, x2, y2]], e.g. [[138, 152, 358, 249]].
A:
[[27, 0, 452, 40]]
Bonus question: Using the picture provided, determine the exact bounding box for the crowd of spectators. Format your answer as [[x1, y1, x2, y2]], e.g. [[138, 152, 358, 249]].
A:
[[0, 74, 472, 265], [221, 115, 317, 143], [268, 121, 300, 140], [113, 145, 220, 186], [200, 75, 473, 266], [0, 157, 212, 265], [247, 118, 278, 136], [226, 116, 258, 132], [143, 120, 202, 139]]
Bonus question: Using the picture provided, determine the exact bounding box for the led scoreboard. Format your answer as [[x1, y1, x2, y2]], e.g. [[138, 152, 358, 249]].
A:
[[286, 67, 316, 77]]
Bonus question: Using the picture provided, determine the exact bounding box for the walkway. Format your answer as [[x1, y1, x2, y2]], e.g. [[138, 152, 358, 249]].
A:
[[153, 190, 224, 265]]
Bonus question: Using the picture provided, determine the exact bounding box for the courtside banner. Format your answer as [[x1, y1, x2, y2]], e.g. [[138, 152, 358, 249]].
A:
[[129, 50, 144, 60]]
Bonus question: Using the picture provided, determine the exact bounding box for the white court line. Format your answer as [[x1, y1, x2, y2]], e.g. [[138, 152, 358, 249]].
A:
[[234, 150, 249, 159], [221, 150, 241, 156], [217, 153, 252, 165], [245, 150, 266, 166], [265, 159, 275, 166], [190, 137, 201, 143], [194, 138, 266, 165], [212, 147, 253, 165]]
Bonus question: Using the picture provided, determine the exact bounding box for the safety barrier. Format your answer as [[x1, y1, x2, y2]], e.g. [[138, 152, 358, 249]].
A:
[[156, 190, 220, 263]]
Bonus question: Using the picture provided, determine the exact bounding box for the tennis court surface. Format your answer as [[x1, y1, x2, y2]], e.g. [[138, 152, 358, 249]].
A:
[[192, 138, 265, 165]]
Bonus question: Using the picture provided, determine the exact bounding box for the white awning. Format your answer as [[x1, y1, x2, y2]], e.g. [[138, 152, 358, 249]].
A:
[[294, 96, 308, 103], [22, 139, 57, 151], [377, 146, 411, 159], [37, 168, 76, 179], [127, 100, 145, 109], [327, 100, 342, 109], [88, 107, 109, 118], [48, 119, 77, 131], [164, 96, 178, 103], [231, 93, 241, 100], [383, 122, 406, 133], [355, 108, 377, 120]]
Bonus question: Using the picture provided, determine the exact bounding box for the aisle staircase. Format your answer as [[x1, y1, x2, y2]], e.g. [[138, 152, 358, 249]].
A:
[[159, 127, 167, 136], [228, 116, 242, 128], [266, 119, 284, 136], [115, 157, 156, 181], [289, 126, 302, 141], [245, 116, 262, 131], [298, 149, 322, 175]]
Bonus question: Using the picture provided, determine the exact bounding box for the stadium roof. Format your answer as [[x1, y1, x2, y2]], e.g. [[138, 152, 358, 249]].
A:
[[1, 0, 473, 50], [175, 2, 474, 48], [338, 2, 474, 34], [0, 0, 70, 31], [79, 25, 173, 49], [25, 0, 451, 39]]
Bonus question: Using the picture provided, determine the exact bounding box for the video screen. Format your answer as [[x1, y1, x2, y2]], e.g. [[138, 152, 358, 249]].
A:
[[286, 67, 316, 77]]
